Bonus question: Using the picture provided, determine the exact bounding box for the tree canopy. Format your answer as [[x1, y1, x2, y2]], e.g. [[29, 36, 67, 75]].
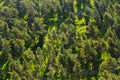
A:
[[0, 0, 120, 80]]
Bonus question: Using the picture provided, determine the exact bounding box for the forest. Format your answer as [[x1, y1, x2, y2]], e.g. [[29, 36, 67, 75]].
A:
[[0, 0, 120, 80]]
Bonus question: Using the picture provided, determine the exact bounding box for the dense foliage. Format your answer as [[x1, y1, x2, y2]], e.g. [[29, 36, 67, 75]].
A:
[[0, 0, 120, 80]]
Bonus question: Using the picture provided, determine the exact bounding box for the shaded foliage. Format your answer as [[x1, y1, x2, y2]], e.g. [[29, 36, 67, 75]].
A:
[[0, 0, 120, 80]]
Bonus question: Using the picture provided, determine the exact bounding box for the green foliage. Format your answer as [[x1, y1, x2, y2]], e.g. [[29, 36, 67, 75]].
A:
[[0, 0, 120, 80]]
